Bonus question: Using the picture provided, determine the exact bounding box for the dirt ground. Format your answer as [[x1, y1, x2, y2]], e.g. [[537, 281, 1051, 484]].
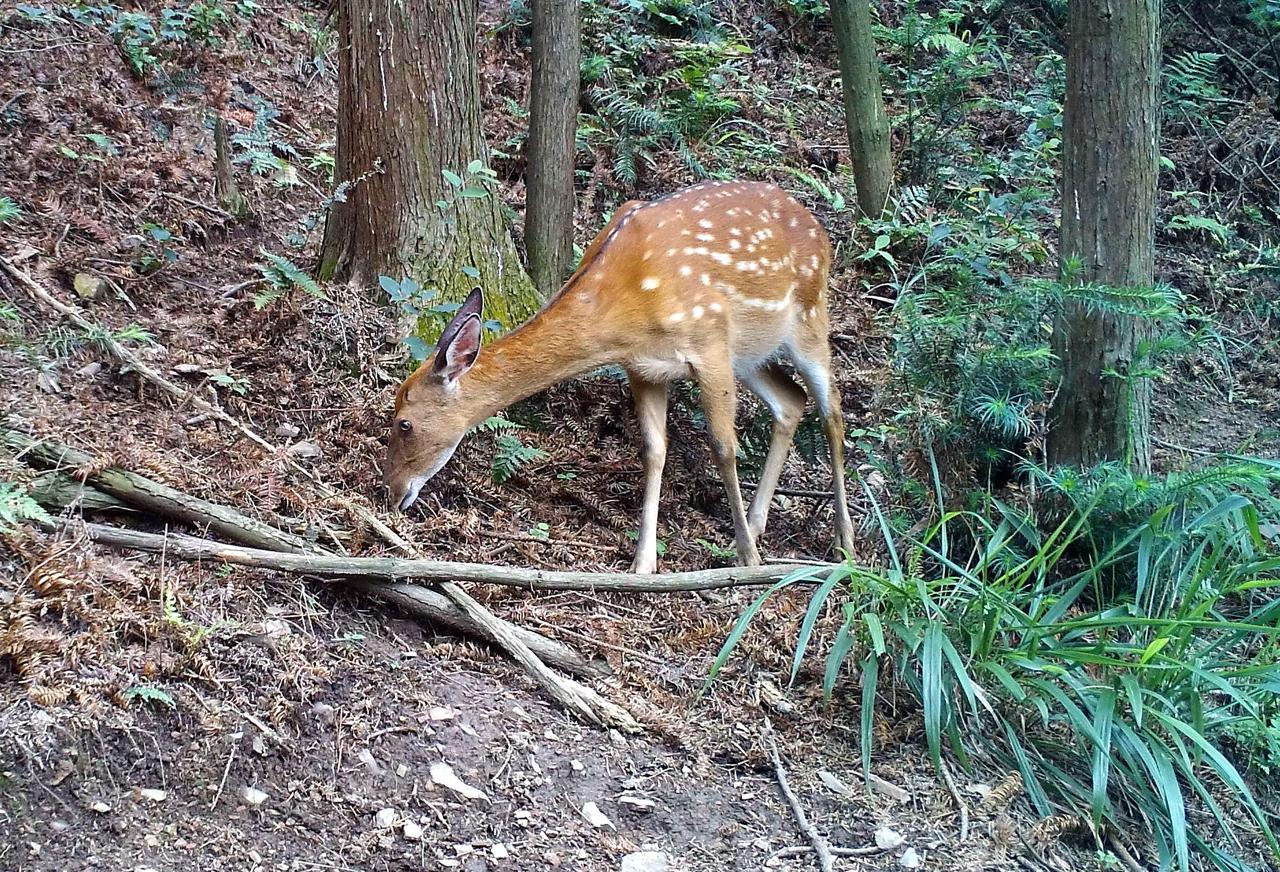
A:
[[1, 0, 1277, 870]]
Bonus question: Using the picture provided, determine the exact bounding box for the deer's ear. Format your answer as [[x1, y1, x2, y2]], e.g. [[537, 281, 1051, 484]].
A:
[[433, 313, 482, 385], [430, 287, 485, 383]]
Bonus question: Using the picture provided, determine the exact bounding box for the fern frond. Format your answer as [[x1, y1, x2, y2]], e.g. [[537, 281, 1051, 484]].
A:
[[492, 435, 548, 484], [257, 248, 326, 305]]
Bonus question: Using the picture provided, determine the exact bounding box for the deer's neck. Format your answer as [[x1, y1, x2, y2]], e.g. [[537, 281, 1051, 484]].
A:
[[460, 299, 613, 424]]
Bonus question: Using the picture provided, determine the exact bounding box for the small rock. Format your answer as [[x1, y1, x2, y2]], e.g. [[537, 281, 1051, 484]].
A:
[[89, 801, 111, 814], [136, 788, 167, 803], [817, 769, 853, 798], [621, 851, 670, 872], [608, 729, 627, 748], [75, 361, 102, 379], [428, 706, 457, 722], [251, 735, 267, 756], [240, 786, 268, 806], [570, 759, 584, 773], [374, 808, 396, 829], [357, 748, 384, 775], [875, 827, 905, 851], [275, 423, 301, 439], [618, 795, 655, 812], [120, 234, 146, 250], [402, 819, 423, 841], [491, 843, 509, 860], [286, 440, 322, 459], [173, 363, 202, 374], [430, 762, 488, 801], [263, 619, 291, 638], [73, 273, 107, 300], [899, 847, 922, 868], [580, 801, 613, 829], [396, 764, 408, 778]]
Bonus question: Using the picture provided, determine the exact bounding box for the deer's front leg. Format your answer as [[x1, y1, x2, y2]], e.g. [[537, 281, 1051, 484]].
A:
[[693, 359, 762, 568], [626, 372, 669, 574]]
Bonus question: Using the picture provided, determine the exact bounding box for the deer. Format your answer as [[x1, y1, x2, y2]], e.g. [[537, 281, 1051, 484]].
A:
[[382, 179, 855, 573]]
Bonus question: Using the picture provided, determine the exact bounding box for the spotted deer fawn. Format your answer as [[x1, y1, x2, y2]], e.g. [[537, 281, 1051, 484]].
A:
[[383, 179, 855, 572]]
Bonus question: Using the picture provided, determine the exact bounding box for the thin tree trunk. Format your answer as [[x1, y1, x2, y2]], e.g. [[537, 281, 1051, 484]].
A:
[[1049, 0, 1160, 472], [525, 0, 581, 297], [830, 0, 893, 219], [319, 0, 540, 328], [212, 115, 248, 219]]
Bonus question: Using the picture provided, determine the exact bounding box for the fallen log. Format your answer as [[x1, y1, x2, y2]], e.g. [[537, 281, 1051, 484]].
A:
[[69, 521, 831, 592]]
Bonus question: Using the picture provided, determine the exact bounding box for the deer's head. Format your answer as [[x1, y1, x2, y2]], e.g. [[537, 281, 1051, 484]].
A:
[[383, 287, 485, 511]]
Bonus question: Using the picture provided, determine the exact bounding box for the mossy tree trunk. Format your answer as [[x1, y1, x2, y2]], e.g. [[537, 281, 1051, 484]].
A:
[[1048, 0, 1160, 473], [319, 0, 540, 329], [830, 0, 893, 219], [525, 0, 581, 297]]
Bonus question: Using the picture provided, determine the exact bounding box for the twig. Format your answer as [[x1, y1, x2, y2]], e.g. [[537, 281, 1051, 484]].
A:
[[210, 740, 237, 812], [940, 758, 970, 841], [767, 845, 886, 862], [1106, 831, 1147, 872], [160, 191, 233, 219], [766, 719, 835, 872]]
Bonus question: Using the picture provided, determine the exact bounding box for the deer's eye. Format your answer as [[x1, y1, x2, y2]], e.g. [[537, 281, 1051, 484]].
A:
[[397, 419, 413, 433]]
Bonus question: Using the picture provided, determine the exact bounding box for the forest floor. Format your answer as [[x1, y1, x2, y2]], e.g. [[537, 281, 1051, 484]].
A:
[[1, 0, 1278, 871]]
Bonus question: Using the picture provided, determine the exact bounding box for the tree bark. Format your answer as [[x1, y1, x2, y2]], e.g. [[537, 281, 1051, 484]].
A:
[[830, 0, 893, 219], [525, 0, 581, 297], [1049, 0, 1160, 473], [318, 0, 540, 328], [212, 115, 248, 219]]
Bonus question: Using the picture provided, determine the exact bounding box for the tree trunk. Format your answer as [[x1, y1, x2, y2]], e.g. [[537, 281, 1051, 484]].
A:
[[319, 0, 540, 329], [525, 0, 581, 297], [1048, 0, 1160, 473], [830, 0, 893, 219], [212, 115, 248, 219]]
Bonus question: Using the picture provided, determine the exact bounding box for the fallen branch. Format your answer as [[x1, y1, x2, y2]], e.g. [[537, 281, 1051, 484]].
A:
[[7, 429, 605, 679], [63, 519, 826, 593], [766, 719, 835, 872]]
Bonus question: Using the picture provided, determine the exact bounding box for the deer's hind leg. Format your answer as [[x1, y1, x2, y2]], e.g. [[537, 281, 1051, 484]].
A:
[[787, 313, 856, 556], [691, 354, 762, 568], [739, 362, 808, 540]]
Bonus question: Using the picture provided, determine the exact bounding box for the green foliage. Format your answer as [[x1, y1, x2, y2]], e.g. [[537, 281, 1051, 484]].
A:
[[710, 457, 1280, 872], [0, 197, 22, 225], [491, 434, 548, 484], [121, 685, 176, 709], [579, 0, 755, 184], [135, 222, 180, 273], [1163, 52, 1229, 124], [875, 0, 1001, 186], [0, 482, 53, 533], [379, 274, 504, 362], [256, 249, 326, 309], [437, 160, 498, 210], [230, 99, 303, 188]]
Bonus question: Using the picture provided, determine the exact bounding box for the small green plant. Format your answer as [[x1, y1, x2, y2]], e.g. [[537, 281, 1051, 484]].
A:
[[122, 685, 176, 709], [135, 223, 180, 274], [204, 369, 249, 396], [380, 274, 503, 361], [527, 521, 551, 541], [626, 530, 668, 555], [0, 482, 53, 533], [438, 160, 498, 210], [492, 434, 548, 484], [0, 197, 25, 224], [696, 537, 736, 559], [256, 249, 327, 308]]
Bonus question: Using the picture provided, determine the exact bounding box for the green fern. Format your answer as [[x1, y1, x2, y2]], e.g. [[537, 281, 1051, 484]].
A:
[[122, 685, 176, 709], [256, 248, 327, 309], [1168, 214, 1232, 247], [1163, 52, 1227, 120], [491, 434, 547, 484], [0, 196, 22, 225], [0, 482, 53, 533]]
